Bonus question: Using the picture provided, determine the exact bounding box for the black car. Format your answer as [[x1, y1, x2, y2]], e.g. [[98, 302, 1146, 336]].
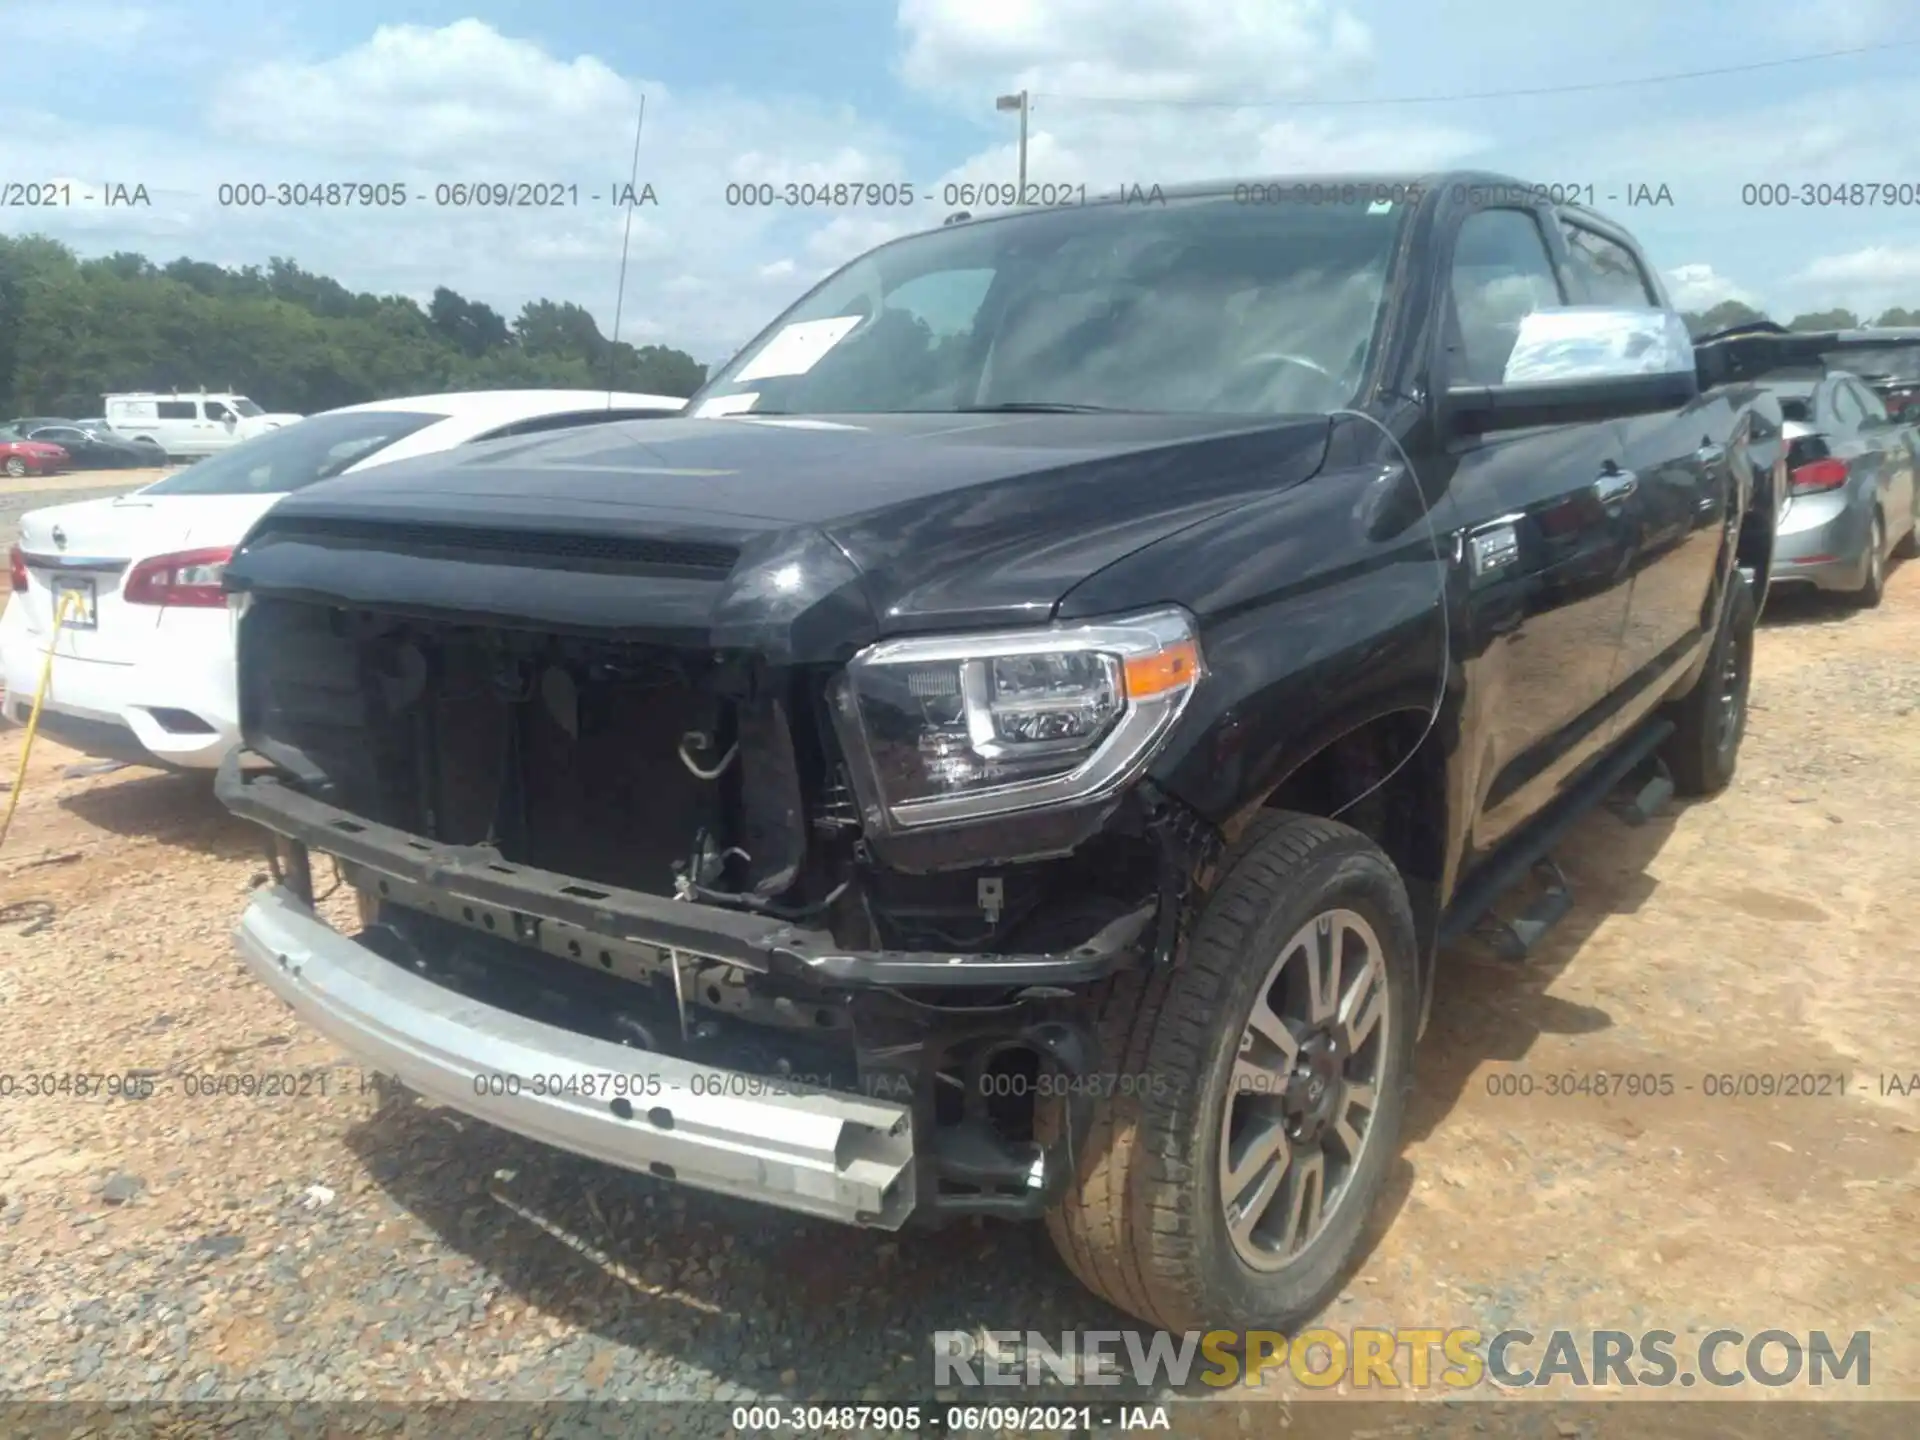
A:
[[1816, 328, 1920, 420], [6, 423, 164, 469], [215, 172, 1789, 1331]]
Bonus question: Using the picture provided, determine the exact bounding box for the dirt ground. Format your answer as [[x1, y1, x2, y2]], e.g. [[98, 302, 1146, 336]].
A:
[[0, 466, 1914, 1429]]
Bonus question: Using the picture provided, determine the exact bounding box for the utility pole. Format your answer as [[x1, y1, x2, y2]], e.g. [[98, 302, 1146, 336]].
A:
[[996, 91, 1028, 202]]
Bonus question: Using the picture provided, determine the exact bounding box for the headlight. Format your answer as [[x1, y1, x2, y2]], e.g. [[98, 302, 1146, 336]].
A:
[[833, 607, 1205, 830]]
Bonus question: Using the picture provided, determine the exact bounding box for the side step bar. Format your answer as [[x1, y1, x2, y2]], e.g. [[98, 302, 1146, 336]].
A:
[[1607, 753, 1676, 828], [1440, 717, 1676, 958], [1478, 857, 1574, 961]]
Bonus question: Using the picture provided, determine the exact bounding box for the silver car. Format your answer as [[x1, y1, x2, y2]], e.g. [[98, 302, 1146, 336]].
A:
[[1768, 370, 1920, 607]]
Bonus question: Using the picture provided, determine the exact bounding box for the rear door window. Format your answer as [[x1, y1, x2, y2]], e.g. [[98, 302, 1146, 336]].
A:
[[1558, 221, 1658, 307], [156, 401, 198, 420], [140, 411, 443, 495], [1847, 379, 1889, 423]]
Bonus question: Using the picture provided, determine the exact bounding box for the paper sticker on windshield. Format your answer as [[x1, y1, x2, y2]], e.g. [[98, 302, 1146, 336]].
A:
[[692, 392, 761, 417], [732, 316, 863, 382]]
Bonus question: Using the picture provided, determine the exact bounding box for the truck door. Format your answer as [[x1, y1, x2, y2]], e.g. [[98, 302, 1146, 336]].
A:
[[1556, 215, 1731, 735], [1440, 205, 1636, 861]]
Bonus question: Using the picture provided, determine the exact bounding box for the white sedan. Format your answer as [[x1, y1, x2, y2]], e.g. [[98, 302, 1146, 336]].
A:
[[1, 388, 684, 769]]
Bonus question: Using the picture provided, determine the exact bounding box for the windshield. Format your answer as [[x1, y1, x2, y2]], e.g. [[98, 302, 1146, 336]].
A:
[[139, 409, 441, 496], [1823, 345, 1920, 385], [694, 192, 1404, 416], [231, 397, 264, 417]]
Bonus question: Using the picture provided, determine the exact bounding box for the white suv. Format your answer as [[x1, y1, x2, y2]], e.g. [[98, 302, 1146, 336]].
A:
[[103, 392, 304, 459]]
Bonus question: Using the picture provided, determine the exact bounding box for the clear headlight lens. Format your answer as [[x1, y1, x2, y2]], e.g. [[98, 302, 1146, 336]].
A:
[[835, 607, 1205, 829]]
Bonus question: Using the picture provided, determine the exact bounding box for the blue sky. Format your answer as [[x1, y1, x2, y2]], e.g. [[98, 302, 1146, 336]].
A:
[[5, 0, 1919, 365]]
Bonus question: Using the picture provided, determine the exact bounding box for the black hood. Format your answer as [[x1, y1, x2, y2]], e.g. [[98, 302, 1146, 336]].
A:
[[228, 411, 1331, 660]]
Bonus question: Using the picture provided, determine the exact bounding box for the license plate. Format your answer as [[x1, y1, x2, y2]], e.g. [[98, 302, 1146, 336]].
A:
[[52, 577, 98, 630]]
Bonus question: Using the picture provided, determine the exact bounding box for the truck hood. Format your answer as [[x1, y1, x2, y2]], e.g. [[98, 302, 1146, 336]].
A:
[[226, 411, 1331, 659]]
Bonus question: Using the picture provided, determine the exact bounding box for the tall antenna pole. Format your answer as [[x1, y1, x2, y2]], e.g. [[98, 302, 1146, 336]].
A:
[[607, 92, 647, 405], [995, 91, 1029, 202]]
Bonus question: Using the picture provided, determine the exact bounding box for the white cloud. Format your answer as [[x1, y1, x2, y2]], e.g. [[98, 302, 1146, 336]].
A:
[[1775, 246, 1920, 320], [898, 0, 1372, 102], [897, 0, 1477, 215], [207, 21, 635, 164], [1796, 247, 1920, 287], [1, 21, 929, 359], [1664, 263, 1759, 312]]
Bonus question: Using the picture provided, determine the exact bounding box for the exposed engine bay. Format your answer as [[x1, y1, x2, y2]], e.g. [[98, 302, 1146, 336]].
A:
[[235, 595, 1205, 1217]]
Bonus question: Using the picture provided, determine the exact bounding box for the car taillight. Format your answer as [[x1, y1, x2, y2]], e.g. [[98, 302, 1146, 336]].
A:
[[8, 545, 27, 594], [122, 546, 234, 607], [1789, 458, 1849, 495]]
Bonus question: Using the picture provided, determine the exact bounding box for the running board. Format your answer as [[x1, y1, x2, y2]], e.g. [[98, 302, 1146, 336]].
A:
[[1606, 753, 1675, 828], [1439, 717, 1676, 953], [1475, 857, 1574, 961]]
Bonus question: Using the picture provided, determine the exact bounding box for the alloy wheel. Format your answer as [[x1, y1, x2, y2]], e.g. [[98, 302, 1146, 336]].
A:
[[1216, 907, 1390, 1272]]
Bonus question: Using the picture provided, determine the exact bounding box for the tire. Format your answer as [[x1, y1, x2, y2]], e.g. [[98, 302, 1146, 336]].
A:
[[1851, 513, 1887, 608], [1042, 811, 1419, 1332], [3, 457, 24, 478], [1662, 566, 1757, 797]]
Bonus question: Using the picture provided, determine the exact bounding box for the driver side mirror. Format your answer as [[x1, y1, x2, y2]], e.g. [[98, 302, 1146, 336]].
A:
[[1445, 306, 1699, 435]]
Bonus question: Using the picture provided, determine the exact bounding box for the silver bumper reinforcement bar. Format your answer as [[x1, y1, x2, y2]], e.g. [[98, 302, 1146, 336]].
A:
[[234, 884, 918, 1228]]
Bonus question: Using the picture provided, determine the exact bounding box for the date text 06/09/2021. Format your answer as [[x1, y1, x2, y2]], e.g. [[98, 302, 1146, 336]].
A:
[[0, 1070, 356, 1102], [731, 1404, 1172, 1433], [467, 1068, 1205, 1103], [211, 181, 660, 209], [1478, 1069, 1919, 1100]]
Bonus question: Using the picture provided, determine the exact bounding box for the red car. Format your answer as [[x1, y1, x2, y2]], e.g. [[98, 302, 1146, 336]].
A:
[[0, 438, 68, 477]]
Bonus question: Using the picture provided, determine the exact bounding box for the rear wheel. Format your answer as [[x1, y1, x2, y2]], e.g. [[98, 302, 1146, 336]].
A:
[[1852, 513, 1887, 608], [1663, 567, 1756, 797], [3, 457, 25, 478], [1042, 812, 1418, 1332]]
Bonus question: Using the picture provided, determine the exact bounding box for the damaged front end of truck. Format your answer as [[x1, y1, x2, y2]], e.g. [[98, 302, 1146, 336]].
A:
[[216, 510, 1223, 1230]]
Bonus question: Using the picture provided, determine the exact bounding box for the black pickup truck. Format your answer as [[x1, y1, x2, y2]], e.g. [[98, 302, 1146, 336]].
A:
[[216, 172, 1788, 1332]]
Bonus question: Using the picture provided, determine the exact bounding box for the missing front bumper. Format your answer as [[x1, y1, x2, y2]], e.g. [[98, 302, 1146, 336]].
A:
[[215, 747, 1154, 990]]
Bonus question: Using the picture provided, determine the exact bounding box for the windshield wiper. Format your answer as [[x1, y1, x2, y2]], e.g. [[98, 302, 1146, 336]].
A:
[[956, 402, 1131, 414]]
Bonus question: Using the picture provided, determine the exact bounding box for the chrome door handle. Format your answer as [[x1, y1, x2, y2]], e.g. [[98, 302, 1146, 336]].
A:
[[1594, 469, 1638, 503]]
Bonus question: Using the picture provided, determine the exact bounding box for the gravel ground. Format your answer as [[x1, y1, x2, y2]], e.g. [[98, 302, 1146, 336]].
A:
[[0, 528, 1915, 1433]]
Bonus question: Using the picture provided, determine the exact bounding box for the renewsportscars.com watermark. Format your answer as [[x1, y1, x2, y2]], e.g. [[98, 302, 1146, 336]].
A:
[[934, 1327, 1873, 1390]]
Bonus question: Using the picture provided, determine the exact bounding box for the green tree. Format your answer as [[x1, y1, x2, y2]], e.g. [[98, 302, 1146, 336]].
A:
[[0, 232, 704, 413], [428, 287, 511, 358], [1680, 299, 1770, 338], [1786, 308, 1859, 332]]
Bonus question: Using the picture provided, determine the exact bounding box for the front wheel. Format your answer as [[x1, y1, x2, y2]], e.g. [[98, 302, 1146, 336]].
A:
[[1043, 812, 1418, 1332], [3, 457, 25, 478]]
